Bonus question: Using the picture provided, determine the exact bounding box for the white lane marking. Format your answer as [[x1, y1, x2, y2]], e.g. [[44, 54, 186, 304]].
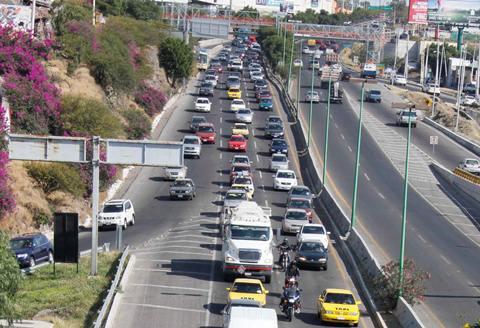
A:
[[440, 255, 451, 265], [122, 303, 205, 313], [136, 245, 208, 252], [256, 154, 260, 161], [347, 145, 353, 152], [220, 117, 223, 123], [417, 234, 427, 243], [152, 233, 215, 240], [134, 268, 211, 276], [259, 171, 263, 179], [265, 200, 269, 207], [205, 196, 220, 327], [169, 229, 213, 235], [261, 185, 265, 192], [220, 153, 223, 159], [340, 134, 345, 140], [134, 250, 212, 256], [220, 139, 223, 147], [334, 123, 339, 128], [220, 100, 223, 105], [132, 284, 209, 293], [220, 127, 223, 134], [363, 173, 370, 181], [252, 128, 255, 136], [254, 141, 257, 147], [378, 192, 385, 199]]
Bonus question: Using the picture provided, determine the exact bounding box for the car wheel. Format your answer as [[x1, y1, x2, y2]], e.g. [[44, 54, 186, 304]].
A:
[[123, 219, 127, 230], [29, 256, 36, 268], [323, 264, 328, 271], [131, 215, 135, 226], [264, 274, 271, 284]]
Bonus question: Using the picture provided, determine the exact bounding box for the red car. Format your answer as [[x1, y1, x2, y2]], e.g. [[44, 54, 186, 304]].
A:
[[286, 198, 313, 221], [230, 164, 252, 183], [228, 135, 247, 152], [256, 89, 271, 100], [211, 63, 223, 73], [196, 123, 216, 144]]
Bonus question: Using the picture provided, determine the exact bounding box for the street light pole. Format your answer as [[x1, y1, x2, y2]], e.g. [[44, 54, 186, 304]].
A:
[[322, 71, 332, 185], [349, 81, 366, 231], [307, 63, 315, 148], [287, 25, 296, 90], [282, 23, 287, 67], [296, 39, 303, 120], [398, 105, 414, 298], [431, 40, 441, 117]]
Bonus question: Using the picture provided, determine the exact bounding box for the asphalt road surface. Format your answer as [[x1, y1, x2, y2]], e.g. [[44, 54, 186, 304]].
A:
[[296, 51, 480, 326], [79, 50, 375, 327]]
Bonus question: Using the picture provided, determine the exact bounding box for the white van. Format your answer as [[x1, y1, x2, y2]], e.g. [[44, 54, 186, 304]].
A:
[[225, 307, 277, 328]]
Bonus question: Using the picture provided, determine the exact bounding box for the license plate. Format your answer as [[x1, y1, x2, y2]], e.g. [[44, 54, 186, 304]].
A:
[[178, 195, 183, 198], [244, 272, 252, 276], [337, 317, 345, 320], [235, 147, 239, 150]]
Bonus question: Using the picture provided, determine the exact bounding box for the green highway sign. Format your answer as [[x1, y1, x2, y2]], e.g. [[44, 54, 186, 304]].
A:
[[368, 5, 392, 10]]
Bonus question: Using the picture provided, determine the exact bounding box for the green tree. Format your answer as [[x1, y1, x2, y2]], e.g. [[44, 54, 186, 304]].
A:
[[234, 6, 259, 18], [61, 95, 123, 138], [52, 0, 91, 36], [427, 43, 459, 81], [126, 0, 161, 21], [293, 9, 318, 24], [158, 37, 193, 88], [96, 0, 128, 16], [0, 231, 21, 324]]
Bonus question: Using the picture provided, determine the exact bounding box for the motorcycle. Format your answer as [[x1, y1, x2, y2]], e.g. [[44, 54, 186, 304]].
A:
[[280, 287, 301, 321], [279, 248, 290, 272]]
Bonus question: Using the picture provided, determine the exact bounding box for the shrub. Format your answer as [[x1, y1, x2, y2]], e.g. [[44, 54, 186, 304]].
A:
[[25, 162, 86, 198], [101, 16, 166, 48], [0, 231, 21, 324], [58, 20, 95, 73], [134, 82, 167, 117], [89, 31, 137, 92], [122, 108, 151, 139], [125, 0, 161, 21], [52, 0, 91, 36], [32, 208, 51, 227], [0, 107, 15, 219], [61, 95, 123, 138]]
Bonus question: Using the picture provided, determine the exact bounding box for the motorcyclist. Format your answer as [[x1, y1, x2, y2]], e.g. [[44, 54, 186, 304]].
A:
[[279, 278, 301, 313], [277, 238, 291, 266], [284, 260, 300, 287]]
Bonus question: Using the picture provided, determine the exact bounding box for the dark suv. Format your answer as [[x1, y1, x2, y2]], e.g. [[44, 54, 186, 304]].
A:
[[10, 233, 53, 268]]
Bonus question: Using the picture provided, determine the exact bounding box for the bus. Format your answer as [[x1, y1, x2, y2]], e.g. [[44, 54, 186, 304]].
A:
[[196, 49, 208, 71]]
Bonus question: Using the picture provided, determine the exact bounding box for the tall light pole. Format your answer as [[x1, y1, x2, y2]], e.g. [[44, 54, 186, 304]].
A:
[[92, 0, 96, 26], [30, 0, 37, 35], [455, 46, 467, 131], [397, 103, 415, 298], [349, 80, 366, 231], [307, 62, 316, 148], [322, 70, 333, 185], [431, 40, 441, 118], [296, 39, 303, 120], [287, 25, 296, 90], [282, 23, 288, 67]]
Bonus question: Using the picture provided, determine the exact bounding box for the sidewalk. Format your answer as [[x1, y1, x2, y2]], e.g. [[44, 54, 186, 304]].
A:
[[0, 320, 53, 328]]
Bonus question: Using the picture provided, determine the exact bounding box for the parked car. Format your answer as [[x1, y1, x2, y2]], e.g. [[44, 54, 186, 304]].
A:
[[270, 138, 288, 155], [10, 233, 53, 268], [182, 135, 202, 158], [461, 95, 477, 106], [365, 90, 382, 103], [228, 135, 248, 152], [305, 91, 320, 103], [196, 122, 217, 144], [98, 199, 135, 230], [195, 97, 212, 112], [295, 241, 328, 270], [236, 108, 253, 123], [190, 115, 207, 132], [297, 223, 330, 249], [273, 169, 298, 191], [270, 153, 289, 172], [169, 178, 196, 200], [165, 166, 187, 180], [282, 209, 309, 234], [396, 109, 417, 127]]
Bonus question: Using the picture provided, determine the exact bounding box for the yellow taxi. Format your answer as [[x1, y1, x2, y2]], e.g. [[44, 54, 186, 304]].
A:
[[317, 289, 361, 326], [232, 123, 249, 138], [229, 185, 253, 200], [227, 88, 242, 99], [226, 278, 268, 306], [231, 176, 254, 199]]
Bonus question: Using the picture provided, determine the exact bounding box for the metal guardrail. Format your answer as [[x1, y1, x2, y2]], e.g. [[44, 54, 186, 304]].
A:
[[93, 245, 130, 328], [453, 167, 480, 184]]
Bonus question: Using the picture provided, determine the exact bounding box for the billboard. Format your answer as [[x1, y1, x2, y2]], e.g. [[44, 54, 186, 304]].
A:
[[311, 0, 319, 8], [427, 0, 480, 25], [280, 2, 294, 13], [409, 0, 428, 24], [256, 0, 284, 6], [0, 5, 32, 30]]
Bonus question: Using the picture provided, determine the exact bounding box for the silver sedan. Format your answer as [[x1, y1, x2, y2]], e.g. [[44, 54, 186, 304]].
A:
[[270, 153, 289, 171], [235, 108, 253, 124], [305, 91, 320, 103]]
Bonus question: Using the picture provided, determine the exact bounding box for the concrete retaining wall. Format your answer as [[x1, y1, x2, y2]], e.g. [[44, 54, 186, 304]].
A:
[[394, 297, 426, 328], [431, 162, 480, 204], [423, 117, 480, 157]]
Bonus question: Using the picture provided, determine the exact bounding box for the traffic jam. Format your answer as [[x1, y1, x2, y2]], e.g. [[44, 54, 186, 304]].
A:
[[182, 34, 363, 327]]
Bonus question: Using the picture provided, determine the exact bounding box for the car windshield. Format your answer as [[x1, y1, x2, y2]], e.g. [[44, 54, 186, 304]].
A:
[[201, 83, 212, 88], [278, 171, 295, 179], [174, 180, 192, 187], [262, 99, 272, 104], [192, 117, 206, 124], [268, 117, 282, 124], [231, 225, 270, 241], [272, 140, 287, 147], [286, 211, 307, 220], [466, 160, 479, 165], [272, 155, 287, 162], [325, 293, 355, 305], [402, 111, 417, 117], [230, 89, 240, 93], [238, 109, 251, 115], [228, 78, 240, 83], [233, 100, 244, 105], [232, 283, 262, 294], [10, 238, 33, 249], [226, 192, 246, 200], [234, 124, 247, 129], [233, 157, 249, 165], [292, 188, 311, 197], [231, 136, 244, 142], [307, 91, 318, 96], [103, 204, 123, 212], [370, 90, 381, 95], [302, 226, 325, 234], [197, 99, 209, 104], [299, 242, 324, 252], [289, 200, 309, 208], [268, 124, 283, 131], [198, 126, 214, 133], [206, 76, 215, 80], [184, 138, 199, 144], [234, 177, 251, 185]]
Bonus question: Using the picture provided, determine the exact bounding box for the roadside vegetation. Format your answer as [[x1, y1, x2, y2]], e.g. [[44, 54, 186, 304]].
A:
[[256, 27, 293, 80]]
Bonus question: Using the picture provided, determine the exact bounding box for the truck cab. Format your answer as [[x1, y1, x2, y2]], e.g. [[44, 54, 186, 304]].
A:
[[222, 201, 273, 283], [361, 63, 377, 79]]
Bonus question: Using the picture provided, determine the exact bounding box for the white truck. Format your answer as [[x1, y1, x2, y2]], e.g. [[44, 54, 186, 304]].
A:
[[222, 201, 273, 283], [224, 307, 278, 328], [319, 64, 341, 88], [361, 63, 377, 79]]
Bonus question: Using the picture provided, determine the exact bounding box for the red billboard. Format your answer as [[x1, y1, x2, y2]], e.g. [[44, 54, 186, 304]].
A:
[[409, 0, 428, 24]]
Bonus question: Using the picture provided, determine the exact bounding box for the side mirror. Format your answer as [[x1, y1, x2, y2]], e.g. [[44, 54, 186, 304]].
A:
[[221, 309, 226, 315], [265, 290, 269, 294], [272, 175, 275, 178], [226, 287, 231, 291]]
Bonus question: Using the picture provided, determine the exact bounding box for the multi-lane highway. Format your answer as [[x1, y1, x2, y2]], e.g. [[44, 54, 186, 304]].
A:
[[294, 50, 480, 326], [78, 45, 375, 327]]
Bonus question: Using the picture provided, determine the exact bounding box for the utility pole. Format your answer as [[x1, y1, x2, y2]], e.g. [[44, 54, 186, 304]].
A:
[[476, 39, 480, 99], [30, 0, 37, 35], [404, 32, 409, 80], [307, 63, 315, 148], [393, 29, 399, 78], [323, 71, 333, 185], [287, 25, 296, 90], [282, 24, 288, 67], [455, 46, 467, 131], [92, 0, 96, 26], [424, 44, 430, 84], [398, 104, 415, 298], [90, 136, 100, 275], [431, 40, 441, 117]]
